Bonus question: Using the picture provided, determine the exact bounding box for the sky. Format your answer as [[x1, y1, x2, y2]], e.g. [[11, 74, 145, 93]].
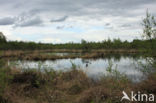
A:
[[0, 0, 156, 43]]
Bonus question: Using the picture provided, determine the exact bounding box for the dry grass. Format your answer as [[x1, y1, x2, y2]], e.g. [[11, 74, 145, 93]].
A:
[[0, 49, 145, 60], [0, 66, 155, 103], [136, 72, 156, 94]]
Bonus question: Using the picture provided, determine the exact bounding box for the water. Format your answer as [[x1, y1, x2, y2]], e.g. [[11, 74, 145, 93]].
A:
[[41, 52, 82, 56], [9, 54, 148, 82]]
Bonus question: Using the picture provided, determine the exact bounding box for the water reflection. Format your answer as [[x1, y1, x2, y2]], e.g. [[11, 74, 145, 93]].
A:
[[41, 52, 82, 56], [9, 54, 147, 82]]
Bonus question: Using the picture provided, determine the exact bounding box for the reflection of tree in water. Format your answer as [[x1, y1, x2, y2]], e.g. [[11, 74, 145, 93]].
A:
[[81, 59, 91, 67], [112, 54, 121, 61], [102, 54, 122, 62], [103, 53, 142, 62]]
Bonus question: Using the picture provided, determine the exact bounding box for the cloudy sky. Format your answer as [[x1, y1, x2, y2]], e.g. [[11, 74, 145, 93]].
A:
[[0, 0, 156, 43]]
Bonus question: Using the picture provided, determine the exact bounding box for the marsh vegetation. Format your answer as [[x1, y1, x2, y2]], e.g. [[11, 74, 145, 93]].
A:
[[0, 11, 156, 103]]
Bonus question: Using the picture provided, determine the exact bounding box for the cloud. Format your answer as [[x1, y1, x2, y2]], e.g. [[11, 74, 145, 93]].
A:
[[14, 17, 43, 27], [105, 23, 110, 26], [120, 24, 132, 28], [56, 25, 65, 29], [0, 0, 156, 19], [39, 38, 62, 43], [51, 16, 68, 22], [0, 0, 156, 43], [0, 17, 15, 25], [0, 12, 43, 27]]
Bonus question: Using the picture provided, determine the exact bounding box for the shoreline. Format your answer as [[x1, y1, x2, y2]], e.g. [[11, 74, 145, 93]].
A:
[[0, 49, 147, 60]]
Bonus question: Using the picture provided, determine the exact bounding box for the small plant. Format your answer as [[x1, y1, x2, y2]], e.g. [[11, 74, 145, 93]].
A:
[[70, 60, 77, 70], [90, 101, 94, 103], [106, 60, 113, 73], [44, 68, 57, 82], [106, 60, 128, 82], [136, 57, 156, 76]]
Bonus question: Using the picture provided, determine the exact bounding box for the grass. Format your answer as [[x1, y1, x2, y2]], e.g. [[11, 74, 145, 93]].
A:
[[0, 49, 146, 60], [0, 60, 12, 103], [0, 58, 156, 103]]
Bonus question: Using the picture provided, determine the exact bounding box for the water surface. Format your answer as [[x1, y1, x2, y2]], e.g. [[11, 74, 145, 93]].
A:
[[9, 54, 148, 82]]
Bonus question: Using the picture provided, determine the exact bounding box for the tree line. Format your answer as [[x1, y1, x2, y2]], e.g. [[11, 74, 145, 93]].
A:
[[0, 33, 155, 50]]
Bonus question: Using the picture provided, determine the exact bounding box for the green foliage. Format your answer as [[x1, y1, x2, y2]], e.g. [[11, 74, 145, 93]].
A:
[[0, 67, 12, 96], [137, 57, 156, 75], [1, 38, 156, 50], [43, 68, 57, 82], [90, 101, 94, 103], [70, 61, 77, 70], [0, 32, 6, 43], [81, 39, 87, 44], [142, 10, 156, 51], [142, 10, 156, 40], [106, 60, 113, 73], [0, 11, 155, 51], [106, 60, 128, 82], [0, 32, 156, 51]]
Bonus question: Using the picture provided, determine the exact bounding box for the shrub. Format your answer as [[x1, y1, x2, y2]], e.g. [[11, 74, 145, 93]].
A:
[[12, 69, 45, 88]]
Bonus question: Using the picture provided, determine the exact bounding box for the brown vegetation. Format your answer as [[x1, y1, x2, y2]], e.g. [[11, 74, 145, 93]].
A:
[[0, 66, 156, 103], [0, 49, 146, 60]]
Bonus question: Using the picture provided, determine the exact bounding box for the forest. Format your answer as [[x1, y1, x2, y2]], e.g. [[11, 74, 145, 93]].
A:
[[1, 32, 156, 50]]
